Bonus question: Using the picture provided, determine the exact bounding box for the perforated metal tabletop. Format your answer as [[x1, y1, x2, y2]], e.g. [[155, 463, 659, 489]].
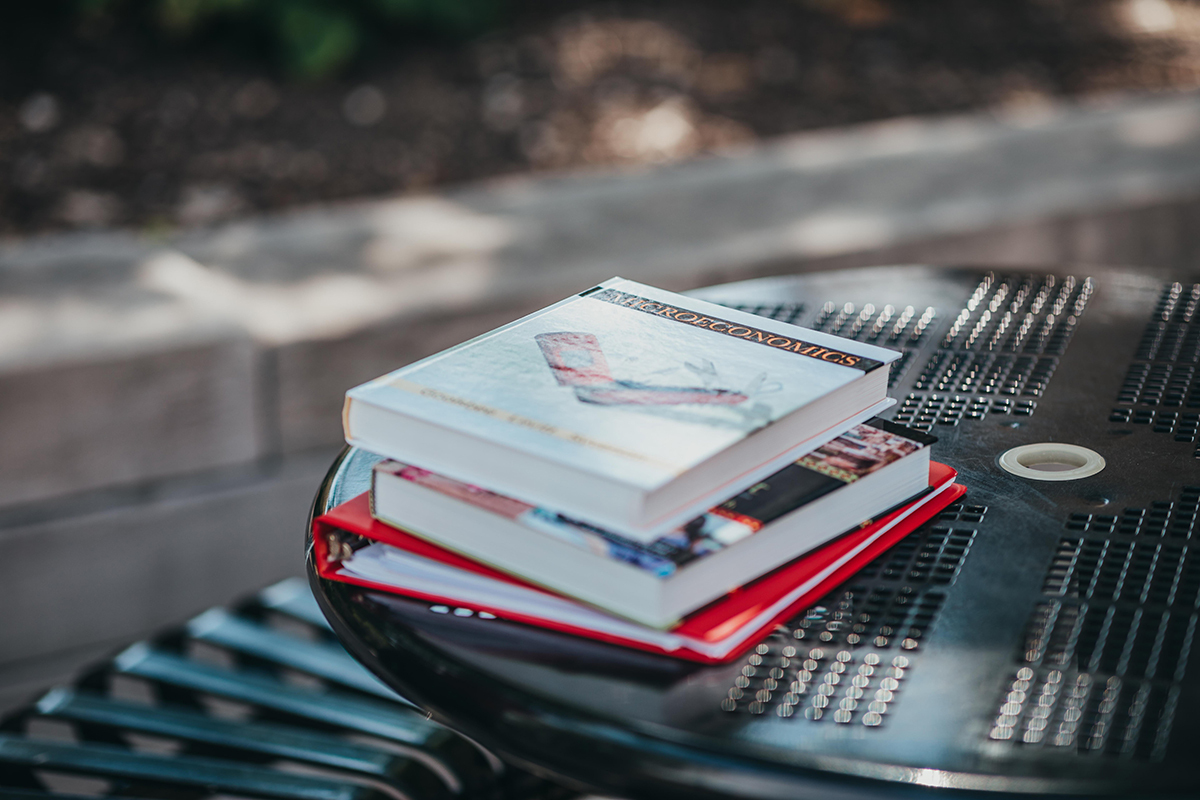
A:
[[310, 264, 1200, 799]]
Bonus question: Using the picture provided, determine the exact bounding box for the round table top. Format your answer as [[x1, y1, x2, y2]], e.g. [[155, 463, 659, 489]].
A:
[[309, 264, 1200, 799]]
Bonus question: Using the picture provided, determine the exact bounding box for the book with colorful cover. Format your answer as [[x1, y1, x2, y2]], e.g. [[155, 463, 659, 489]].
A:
[[371, 420, 936, 627], [312, 463, 962, 663], [343, 277, 900, 535]]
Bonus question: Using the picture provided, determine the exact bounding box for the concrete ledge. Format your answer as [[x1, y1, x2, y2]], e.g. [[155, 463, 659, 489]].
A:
[[0, 449, 335, 671], [0, 334, 264, 507]]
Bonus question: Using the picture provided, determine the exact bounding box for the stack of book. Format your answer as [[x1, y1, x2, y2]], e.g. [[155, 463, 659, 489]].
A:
[[313, 278, 964, 663]]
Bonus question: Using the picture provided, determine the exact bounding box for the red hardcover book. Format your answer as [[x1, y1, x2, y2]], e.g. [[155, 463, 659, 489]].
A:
[[313, 463, 962, 663]]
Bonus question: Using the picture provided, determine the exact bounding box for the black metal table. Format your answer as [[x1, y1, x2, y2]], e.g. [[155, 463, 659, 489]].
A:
[[308, 264, 1200, 799]]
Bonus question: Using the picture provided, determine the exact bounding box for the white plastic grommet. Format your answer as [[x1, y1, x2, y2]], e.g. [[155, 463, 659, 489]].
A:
[[998, 443, 1106, 482]]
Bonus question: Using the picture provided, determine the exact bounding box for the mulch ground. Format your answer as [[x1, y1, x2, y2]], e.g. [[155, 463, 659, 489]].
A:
[[3, 0, 1200, 237]]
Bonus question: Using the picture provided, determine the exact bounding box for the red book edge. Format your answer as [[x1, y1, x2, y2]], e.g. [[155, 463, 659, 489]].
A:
[[313, 463, 962, 663]]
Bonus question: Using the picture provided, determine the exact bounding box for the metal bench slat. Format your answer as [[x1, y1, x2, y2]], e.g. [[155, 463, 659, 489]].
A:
[[188, 609, 402, 702], [0, 791, 146, 800], [0, 734, 382, 800], [257, 579, 334, 631], [115, 644, 439, 746], [34, 688, 450, 800], [113, 644, 495, 795]]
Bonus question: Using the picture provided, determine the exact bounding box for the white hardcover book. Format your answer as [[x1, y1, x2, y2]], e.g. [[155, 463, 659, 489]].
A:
[[344, 277, 900, 533]]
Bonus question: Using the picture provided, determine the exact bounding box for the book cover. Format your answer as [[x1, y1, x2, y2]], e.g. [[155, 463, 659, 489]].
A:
[[374, 420, 934, 578], [311, 465, 963, 663], [345, 278, 900, 492]]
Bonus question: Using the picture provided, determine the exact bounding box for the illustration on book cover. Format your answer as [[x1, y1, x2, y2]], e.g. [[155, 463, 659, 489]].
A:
[[535, 330, 782, 430]]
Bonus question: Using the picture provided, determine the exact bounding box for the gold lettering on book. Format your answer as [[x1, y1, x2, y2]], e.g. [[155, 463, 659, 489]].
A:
[[384, 378, 681, 472], [588, 288, 883, 371]]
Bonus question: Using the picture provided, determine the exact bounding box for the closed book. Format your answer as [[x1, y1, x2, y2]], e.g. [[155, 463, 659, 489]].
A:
[[311, 463, 962, 663], [371, 420, 935, 628], [343, 277, 899, 535]]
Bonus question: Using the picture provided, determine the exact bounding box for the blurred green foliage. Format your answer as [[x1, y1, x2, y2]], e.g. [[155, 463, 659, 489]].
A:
[[77, 0, 504, 78]]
